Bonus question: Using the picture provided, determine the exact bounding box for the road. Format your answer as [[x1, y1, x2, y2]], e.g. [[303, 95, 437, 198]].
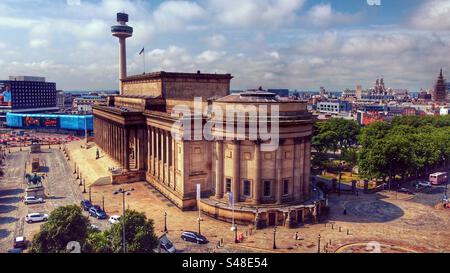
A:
[[0, 149, 100, 252]]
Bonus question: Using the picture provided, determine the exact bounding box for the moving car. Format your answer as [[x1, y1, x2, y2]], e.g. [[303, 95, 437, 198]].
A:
[[417, 181, 432, 188], [25, 213, 49, 223], [89, 206, 107, 219], [109, 215, 121, 224], [181, 231, 208, 244], [14, 237, 27, 249], [430, 172, 448, 185], [24, 196, 44, 205], [81, 200, 93, 211]]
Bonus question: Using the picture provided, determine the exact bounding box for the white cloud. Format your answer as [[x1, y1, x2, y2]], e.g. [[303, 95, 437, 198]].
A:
[[205, 34, 226, 48], [208, 0, 306, 27], [67, 0, 81, 6], [153, 1, 206, 31], [29, 39, 49, 48], [307, 3, 361, 27], [411, 0, 450, 30]]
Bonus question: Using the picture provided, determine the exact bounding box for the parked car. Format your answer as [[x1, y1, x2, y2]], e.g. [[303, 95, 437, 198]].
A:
[[81, 200, 93, 211], [89, 206, 107, 219], [417, 181, 432, 188], [25, 213, 49, 223], [24, 196, 44, 205], [109, 215, 121, 224], [398, 188, 414, 195], [14, 237, 27, 249], [159, 235, 176, 253], [181, 231, 208, 244], [8, 248, 23, 253]]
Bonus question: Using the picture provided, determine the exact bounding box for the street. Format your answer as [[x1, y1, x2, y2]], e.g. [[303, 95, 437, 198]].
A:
[[0, 148, 104, 252]]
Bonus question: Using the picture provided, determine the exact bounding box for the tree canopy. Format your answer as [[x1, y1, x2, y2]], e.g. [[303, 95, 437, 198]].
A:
[[105, 209, 158, 253], [30, 205, 90, 253], [357, 115, 450, 180], [30, 206, 158, 253]]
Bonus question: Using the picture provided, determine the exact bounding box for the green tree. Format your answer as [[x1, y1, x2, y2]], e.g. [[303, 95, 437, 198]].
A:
[[84, 230, 113, 253], [106, 209, 158, 253], [30, 205, 90, 253]]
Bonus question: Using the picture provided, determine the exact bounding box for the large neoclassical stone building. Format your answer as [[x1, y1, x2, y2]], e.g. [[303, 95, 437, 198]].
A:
[[93, 71, 325, 228], [93, 13, 325, 228]]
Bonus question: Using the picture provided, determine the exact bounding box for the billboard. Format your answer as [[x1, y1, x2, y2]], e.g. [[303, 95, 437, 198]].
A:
[[22, 116, 59, 128], [0, 83, 12, 108]]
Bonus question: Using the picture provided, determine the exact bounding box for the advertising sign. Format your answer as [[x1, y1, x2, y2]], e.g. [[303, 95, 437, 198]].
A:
[[23, 116, 59, 128], [0, 83, 12, 108]]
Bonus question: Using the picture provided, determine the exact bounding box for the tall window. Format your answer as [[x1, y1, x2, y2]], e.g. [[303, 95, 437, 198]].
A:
[[243, 180, 251, 197], [283, 180, 289, 195], [263, 181, 271, 197], [225, 178, 232, 193]]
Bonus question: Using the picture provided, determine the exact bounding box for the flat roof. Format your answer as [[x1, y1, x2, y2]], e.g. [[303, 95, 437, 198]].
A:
[[122, 71, 233, 82]]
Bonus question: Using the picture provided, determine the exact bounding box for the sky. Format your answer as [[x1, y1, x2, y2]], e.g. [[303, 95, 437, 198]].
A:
[[0, 0, 449, 92]]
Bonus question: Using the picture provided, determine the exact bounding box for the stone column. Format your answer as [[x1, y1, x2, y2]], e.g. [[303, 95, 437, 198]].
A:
[[171, 136, 176, 190], [303, 137, 311, 198], [232, 141, 240, 203], [147, 127, 151, 174], [165, 131, 170, 186], [155, 129, 160, 179], [161, 130, 166, 183], [118, 125, 123, 166], [215, 141, 224, 199], [151, 127, 155, 175], [124, 126, 129, 171], [253, 141, 261, 204], [294, 138, 302, 201], [299, 138, 305, 196], [276, 144, 283, 204]]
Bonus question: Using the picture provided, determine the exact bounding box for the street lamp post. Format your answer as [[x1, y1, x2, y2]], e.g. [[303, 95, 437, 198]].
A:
[[114, 188, 135, 254], [272, 226, 277, 249], [234, 224, 238, 243], [317, 234, 321, 253], [164, 211, 168, 233], [102, 196, 105, 211], [89, 186, 92, 202], [83, 179, 86, 194]]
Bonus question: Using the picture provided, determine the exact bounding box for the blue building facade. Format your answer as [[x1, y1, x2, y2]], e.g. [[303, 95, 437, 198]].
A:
[[6, 113, 93, 131]]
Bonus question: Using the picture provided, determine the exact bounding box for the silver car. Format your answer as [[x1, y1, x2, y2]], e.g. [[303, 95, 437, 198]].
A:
[[25, 213, 49, 223], [24, 196, 45, 205]]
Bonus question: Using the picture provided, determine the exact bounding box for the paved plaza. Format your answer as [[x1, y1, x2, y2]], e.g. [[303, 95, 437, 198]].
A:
[[1, 142, 450, 253]]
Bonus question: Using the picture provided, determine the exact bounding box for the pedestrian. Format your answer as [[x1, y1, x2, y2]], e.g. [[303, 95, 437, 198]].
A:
[[343, 208, 347, 215], [295, 232, 298, 240]]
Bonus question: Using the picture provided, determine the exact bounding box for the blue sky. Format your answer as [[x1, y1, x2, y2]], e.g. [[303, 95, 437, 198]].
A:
[[0, 0, 449, 91]]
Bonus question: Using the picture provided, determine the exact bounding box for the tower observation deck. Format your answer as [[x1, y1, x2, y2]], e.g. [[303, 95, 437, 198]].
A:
[[111, 12, 133, 94]]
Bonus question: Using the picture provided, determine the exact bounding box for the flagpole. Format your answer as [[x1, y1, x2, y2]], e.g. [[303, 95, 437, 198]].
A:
[[143, 47, 146, 74]]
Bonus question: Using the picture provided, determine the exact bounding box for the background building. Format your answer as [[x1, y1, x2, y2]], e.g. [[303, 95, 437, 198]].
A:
[[6, 113, 92, 135], [433, 69, 447, 102]]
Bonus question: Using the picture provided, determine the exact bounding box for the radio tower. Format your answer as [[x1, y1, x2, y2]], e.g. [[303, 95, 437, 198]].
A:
[[111, 12, 133, 94]]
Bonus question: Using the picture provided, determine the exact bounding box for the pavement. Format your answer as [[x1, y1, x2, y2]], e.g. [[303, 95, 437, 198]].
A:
[[0, 147, 105, 252], [2, 142, 450, 253]]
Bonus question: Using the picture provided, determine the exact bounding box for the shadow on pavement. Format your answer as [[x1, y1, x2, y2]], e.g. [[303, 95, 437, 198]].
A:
[[0, 189, 24, 197], [0, 205, 17, 214], [327, 193, 404, 223], [0, 228, 11, 239], [0, 197, 21, 204], [0, 217, 18, 225]]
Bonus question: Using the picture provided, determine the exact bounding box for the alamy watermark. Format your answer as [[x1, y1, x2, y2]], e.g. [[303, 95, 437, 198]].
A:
[[171, 97, 280, 151]]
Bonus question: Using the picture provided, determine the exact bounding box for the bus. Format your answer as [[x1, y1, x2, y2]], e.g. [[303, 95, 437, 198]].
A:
[[429, 172, 448, 185]]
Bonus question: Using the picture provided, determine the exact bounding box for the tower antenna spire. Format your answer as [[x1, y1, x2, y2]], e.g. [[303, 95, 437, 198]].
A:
[[111, 12, 133, 94]]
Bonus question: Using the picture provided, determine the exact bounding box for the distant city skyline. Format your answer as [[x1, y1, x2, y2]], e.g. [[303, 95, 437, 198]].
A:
[[0, 0, 449, 91]]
